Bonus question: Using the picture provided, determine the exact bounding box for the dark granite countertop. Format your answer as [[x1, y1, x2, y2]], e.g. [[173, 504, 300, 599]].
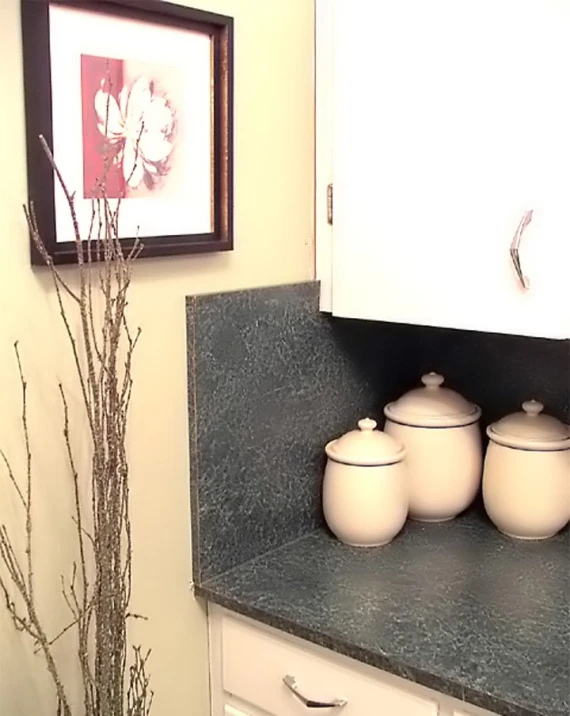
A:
[[196, 512, 569, 716]]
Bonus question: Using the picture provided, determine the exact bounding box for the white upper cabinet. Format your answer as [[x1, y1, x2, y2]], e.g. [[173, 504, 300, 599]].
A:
[[317, 0, 570, 339]]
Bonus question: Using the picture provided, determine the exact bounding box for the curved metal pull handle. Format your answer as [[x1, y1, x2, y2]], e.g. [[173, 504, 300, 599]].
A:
[[283, 675, 347, 709], [510, 210, 533, 290]]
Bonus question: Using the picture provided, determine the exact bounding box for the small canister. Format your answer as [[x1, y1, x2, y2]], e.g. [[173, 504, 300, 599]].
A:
[[483, 400, 570, 539], [384, 372, 482, 522], [323, 418, 408, 547]]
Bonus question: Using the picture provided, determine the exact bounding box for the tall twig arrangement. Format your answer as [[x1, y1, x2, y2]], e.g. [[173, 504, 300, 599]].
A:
[[0, 133, 152, 715]]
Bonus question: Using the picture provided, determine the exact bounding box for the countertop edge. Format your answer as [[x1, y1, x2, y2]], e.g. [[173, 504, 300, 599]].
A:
[[195, 583, 554, 716]]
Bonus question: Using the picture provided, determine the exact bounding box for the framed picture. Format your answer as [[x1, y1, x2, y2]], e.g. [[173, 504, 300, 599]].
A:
[[21, 0, 234, 264]]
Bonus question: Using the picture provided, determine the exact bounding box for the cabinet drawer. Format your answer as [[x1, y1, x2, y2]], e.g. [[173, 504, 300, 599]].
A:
[[221, 615, 439, 716]]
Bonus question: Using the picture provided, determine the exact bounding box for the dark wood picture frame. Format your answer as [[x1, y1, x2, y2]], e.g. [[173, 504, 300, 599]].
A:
[[21, 0, 234, 265]]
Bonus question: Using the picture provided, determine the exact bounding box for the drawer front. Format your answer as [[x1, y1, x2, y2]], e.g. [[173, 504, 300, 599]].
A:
[[221, 615, 439, 716]]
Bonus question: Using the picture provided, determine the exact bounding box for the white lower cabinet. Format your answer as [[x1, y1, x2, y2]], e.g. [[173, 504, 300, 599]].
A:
[[208, 606, 498, 716]]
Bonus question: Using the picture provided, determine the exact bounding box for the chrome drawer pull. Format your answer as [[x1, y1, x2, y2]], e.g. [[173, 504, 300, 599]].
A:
[[283, 674, 347, 709], [510, 209, 533, 290]]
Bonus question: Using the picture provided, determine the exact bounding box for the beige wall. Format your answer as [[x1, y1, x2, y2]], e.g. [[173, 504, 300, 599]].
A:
[[0, 0, 314, 713]]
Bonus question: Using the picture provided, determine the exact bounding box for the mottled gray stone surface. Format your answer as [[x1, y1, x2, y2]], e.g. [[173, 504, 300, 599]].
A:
[[196, 512, 570, 716], [347, 319, 570, 427], [186, 282, 381, 583], [187, 281, 569, 583]]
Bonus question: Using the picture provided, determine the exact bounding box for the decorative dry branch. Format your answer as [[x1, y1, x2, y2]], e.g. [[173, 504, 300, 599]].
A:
[[0, 120, 152, 714]]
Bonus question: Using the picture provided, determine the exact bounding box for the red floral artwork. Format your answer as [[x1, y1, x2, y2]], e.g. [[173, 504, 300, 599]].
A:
[[81, 54, 177, 199]]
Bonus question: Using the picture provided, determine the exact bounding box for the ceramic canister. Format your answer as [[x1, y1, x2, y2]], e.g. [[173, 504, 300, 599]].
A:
[[483, 400, 570, 539], [323, 418, 408, 547], [384, 372, 482, 522]]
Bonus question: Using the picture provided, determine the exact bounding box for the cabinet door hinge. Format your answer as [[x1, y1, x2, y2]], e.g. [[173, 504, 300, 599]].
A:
[[327, 183, 333, 225]]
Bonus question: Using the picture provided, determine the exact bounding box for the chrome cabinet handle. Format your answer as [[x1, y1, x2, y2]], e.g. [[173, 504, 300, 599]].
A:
[[283, 675, 347, 709], [510, 209, 533, 290]]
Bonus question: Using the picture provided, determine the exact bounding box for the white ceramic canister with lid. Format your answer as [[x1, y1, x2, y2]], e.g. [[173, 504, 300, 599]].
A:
[[383, 372, 482, 522], [483, 400, 570, 539], [323, 418, 408, 547]]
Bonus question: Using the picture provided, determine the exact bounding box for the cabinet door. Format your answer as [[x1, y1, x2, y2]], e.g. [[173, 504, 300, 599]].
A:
[[330, 0, 570, 338]]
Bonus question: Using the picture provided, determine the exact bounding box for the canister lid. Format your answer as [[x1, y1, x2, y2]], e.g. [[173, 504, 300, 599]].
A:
[[487, 400, 570, 451], [325, 418, 406, 467], [384, 373, 481, 428]]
